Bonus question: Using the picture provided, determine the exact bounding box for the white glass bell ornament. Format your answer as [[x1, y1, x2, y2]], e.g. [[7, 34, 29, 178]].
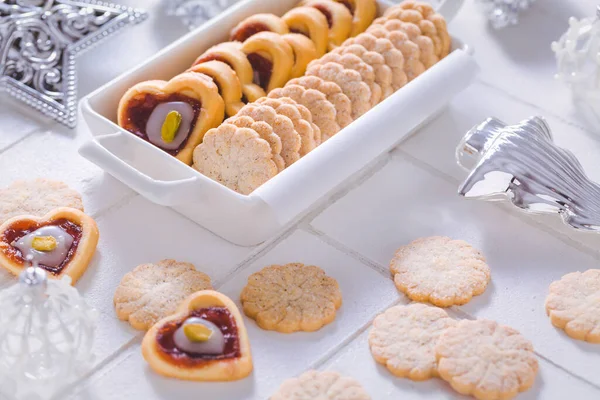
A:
[[0, 263, 97, 400], [552, 7, 600, 128]]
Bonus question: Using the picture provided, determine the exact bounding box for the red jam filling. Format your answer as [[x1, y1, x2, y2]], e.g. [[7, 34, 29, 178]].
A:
[[313, 5, 334, 28], [121, 93, 201, 156], [1, 219, 82, 275], [156, 307, 240, 366], [231, 22, 270, 42], [339, 0, 354, 13], [246, 53, 273, 91]]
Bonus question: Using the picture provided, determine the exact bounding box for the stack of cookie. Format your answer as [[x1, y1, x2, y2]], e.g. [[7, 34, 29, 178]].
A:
[[117, 0, 451, 195]]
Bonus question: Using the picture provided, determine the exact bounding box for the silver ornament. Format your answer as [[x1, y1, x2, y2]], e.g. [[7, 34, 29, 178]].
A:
[[0, 0, 147, 128], [476, 0, 536, 29], [165, 0, 240, 31]]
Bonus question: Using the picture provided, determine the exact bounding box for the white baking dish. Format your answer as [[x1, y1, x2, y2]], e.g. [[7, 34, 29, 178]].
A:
[[79, 0, 478, 246]]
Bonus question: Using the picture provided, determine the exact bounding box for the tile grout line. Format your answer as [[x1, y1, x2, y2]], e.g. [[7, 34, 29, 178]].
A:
[[0, 129, 41, 157]]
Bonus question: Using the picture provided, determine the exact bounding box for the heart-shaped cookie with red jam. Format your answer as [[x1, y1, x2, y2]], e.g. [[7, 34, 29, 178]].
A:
[[0, 207, 99, 285], [142, 290, 253, 381], [118, 72, 225, 165]]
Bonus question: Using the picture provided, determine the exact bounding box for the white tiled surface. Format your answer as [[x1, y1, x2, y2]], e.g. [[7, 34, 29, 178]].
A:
[[2, 0, 600, 399]]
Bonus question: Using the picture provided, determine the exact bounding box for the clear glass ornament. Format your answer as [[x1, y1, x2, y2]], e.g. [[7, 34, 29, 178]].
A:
[[475, 0, 536, 29], [165, 0, 240, 30], [552, 7, 600, 128], [0, 265, 97, 400]]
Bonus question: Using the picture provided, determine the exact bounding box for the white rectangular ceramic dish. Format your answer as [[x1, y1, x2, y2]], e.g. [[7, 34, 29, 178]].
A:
[[79, 0, 479, 246]]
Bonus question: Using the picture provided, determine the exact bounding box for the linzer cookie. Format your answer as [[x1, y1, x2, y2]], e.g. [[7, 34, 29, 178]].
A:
[[435, 319, 538, 400], [384, 1, 451, 58], [240, 263, 342, 333], [332, 0, 376, 37], [237, 103, 301, 167], [288, 75, 353, 130], [242, 32, 294, 92], [194, 42, 266, 102], [367, 24, 425, 81], [343, 33, 407, 91], [0, 179, 83, 225], [371, 19, 437, 69], [269, 84, 340, 142], [117, 72, 225, 165], [282, 7, 329, 57], [193, 123, 278, 195], [545, 269, 600, 343], [114, 259, 213, 331], [226, 115, 285, 172], [188, 60, 245, 117], [282, 33, 318, 79], [306, 62, 371, 119], [368, 303, 456, 381], [255, 97, 317, 156], [230, 13, 289, 42], [142, 290, 253, 381], [301, 0, 353, 49], [309, 52, 381, 106], [333, 43, 393, 99], [271, 370, 371, 400], [0, 207, 99, 285], [390, 237, 491, 307]]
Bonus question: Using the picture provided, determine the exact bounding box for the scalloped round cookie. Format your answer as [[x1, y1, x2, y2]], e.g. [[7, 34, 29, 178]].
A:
[[368, 303, 456, 380], [237, 103, 301, 167], [270, 370, 371, 400], [545, 269, 600, 343], [255, 97, 317, 156], [267, 95, 323, 145], [270, 84, 340, 141], [435, 319, 539, 400], [342, 33, 407, 91], [309, 52, 381, 106], [0, 179, 84, 225], [367, 24, 425, 81], [113, 259, 213, 330], [306, 62, 371, 119], [390, 236, 491, 307], [287, 75, 353, 130], [193, 123, 278, 194], [226, 115, 285, 172], [240, 263, 342, 333]]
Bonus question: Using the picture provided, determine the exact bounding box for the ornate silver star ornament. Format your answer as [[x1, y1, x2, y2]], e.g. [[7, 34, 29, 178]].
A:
[[0, 0, 147, 128]]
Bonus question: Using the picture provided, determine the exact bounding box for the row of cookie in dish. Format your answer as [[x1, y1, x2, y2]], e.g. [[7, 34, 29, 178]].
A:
[[117, 0, 378, 166], [192, 2, 452, 194]]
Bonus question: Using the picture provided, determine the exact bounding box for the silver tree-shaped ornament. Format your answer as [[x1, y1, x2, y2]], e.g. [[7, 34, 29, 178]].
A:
[[0, 263, 97, 400]]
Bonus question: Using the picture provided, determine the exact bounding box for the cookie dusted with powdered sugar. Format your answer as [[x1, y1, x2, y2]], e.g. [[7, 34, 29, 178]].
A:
[[270, 370, 371, 400]]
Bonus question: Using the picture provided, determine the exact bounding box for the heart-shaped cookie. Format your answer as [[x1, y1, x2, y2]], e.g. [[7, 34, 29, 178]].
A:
[[142, 290, 253, 381], [241, 32, 295, 93], [118, 72, 225, 165], [0, 207, 99, 285]]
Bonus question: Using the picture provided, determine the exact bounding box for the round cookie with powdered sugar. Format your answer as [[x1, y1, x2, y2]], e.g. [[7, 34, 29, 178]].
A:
[[114, 259, 213, 330], [270, 370, 371, 400], [0, 179, 84, 225]]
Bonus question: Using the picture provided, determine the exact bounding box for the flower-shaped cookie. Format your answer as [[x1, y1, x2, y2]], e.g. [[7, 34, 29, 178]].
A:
[[0, 207, 99, 284], [390, 236, 491, 307], [545, 269, 600, 343], [240, 263, 342, 333], [368, 303, 456, 380], [367, 24, 425, 81], [435, 319, 539, 400], [334, 43, 393, 99], [142, 290, 253, 381], [114, 259, 213, 330], [193, 123, 278, 195], [270, 370, 371, 400]]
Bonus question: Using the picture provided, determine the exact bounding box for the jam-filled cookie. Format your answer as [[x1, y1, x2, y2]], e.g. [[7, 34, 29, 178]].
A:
[[301, 0, 353, 50], [282, 33, 318, 79], [193, 42, 266, 102], [332, 0, 376, 37], [282, 7, 329, 57], [241, 32, 295, 93], [118, 72, 225, 165], [189, 60, 245, 117], [142, 290, 253, 381], [230, 13, 289, 42], [0, 207, 99, 285]]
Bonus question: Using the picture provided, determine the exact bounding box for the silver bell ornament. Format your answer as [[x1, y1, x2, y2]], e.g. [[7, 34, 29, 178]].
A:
[[0, 264, 97, 400], [475, 0, 536, 29], [552, 7, 600, 128]]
